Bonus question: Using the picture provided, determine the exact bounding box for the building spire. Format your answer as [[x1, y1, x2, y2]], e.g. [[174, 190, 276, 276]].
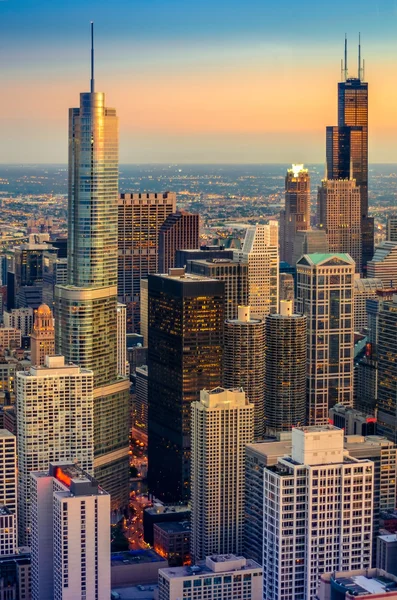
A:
[[90, 21, 95, 93], [343, 34, 348, 81]]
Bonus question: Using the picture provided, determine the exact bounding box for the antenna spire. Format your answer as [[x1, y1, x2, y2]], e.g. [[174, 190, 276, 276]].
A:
[[90, 21, 95, 93], [358, 32, 361, 80], [343, 34, 348, 81]]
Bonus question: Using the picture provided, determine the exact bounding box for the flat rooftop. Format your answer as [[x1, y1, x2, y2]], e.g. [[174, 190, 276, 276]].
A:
[[145, 504, 190, 516], [154, 521, 190, 534], [246, 439, 292, 466], [334, 573, 397, 596], [161, 556, 260, 579], [111, 550, 166, 566]]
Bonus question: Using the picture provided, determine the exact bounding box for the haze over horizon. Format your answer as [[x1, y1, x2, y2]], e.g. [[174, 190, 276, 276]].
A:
[[1, 0, 397, 164]]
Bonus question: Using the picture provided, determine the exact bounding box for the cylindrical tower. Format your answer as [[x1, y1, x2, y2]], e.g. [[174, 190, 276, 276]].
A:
[[265, 300, 307, 433], [223, 306, 265, 439]]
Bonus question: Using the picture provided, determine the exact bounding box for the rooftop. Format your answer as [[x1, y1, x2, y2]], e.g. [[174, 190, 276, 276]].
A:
[[111, 549, 166, 566], [298, 252, 354, 266], [332, 571, 397, 596], [154, 521, 190, 535], [145, 504, 190, 517], [160, 555, 261, 579]]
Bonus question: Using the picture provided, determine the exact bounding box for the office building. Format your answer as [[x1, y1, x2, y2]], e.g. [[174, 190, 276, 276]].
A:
[[16, 356, 94, 546], [143, 504, 191, 547], [175, 246, 234, 269], [116, 303, 128, 377], [157, 555, 263, 600], [263, 426, 374, 600], [280, 165, 310, 264], [0, 430, 16, 514], [42, 251, 67, 308], [148, 270, 224, 503], [244, 436, 292, 566], [0, 507, 17, 557], [377, 535, 397, 576], [296, 253, 355, 424], [367, 241, 397, 287], [0, 327, 21, 351], [153, 521, 191, 567], [140, 279, 148, 346], [223, 306, 265, 439], [55, 41, 130, 508], [117, 192, 176, 333], [30, 304, 55, 366], [188, 258, 248, 320], [191, 388, 254, 561], [0, 360, 17, 402], [318, 569, 397, 600], [158, 211, 200, 273], [134, 365, 148, 437], [329, 404, 376, 436], [3, 308, 33, 338], [377, 295, 397, 443], [326, 40, 372, 270], [264, 300, 307, 433], [31, 462, 110, 600], [387, 216, 397, 242], [234, 222, 279, 318], [353, 277, 384, 332], [0, 550, 31, 600], [291, 229, 329, 266], [279, 272, 294, 302], [318, 179, 362, 271]]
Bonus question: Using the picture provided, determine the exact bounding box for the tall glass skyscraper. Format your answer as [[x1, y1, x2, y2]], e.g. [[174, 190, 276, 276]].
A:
[[55, 27, 130, 509]]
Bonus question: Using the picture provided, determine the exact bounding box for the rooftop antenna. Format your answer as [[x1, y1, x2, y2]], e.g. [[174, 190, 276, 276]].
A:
[[358, 32, 362, 80], [90, 21, 95, 93], [343, 34, 348, 81]]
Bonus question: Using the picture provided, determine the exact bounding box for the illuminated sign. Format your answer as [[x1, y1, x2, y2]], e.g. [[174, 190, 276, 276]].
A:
[[54, 467, 71, 488]]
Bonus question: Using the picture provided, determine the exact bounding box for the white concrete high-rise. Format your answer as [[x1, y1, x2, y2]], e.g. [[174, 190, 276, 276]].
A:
[[191, 388, 254, 562], [263, 426, 374, 600], [234, 222, 279, 318], [31, 462, 110, 600], [16, 356, 94, 546], [296, 253, 355, 425]]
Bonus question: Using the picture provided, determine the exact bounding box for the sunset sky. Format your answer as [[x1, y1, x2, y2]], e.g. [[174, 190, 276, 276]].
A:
[[1, 0, 397, 163]]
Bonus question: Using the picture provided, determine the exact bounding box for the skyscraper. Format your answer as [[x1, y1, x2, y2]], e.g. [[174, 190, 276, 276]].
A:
[[147, 270, 224, 503], [386, 216, 397, 242], [117, 192, 177, 333], [190, 388, 254, 562], [326, 37, 372, 270], [264, 300, 307, 433], [234, 222, 279, 318], [30, 303, 55, 366], [0, 429, 16, 515], [280, 165, 310, 264], [367, 241, 397, 287], [55, 27, 130, 508], [262, 426, 373, 600], [296, 253, 355, 425], [353, 277, 384, 332], [376, 294, 397, 443], [317, 179, 362, 272], [158, 210, 200, 273], [223, 306, 265, 439]]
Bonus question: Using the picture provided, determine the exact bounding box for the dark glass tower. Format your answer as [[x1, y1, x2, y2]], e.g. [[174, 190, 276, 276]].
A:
[[326, 37, 373, 271], [147, 271, 224, 503]]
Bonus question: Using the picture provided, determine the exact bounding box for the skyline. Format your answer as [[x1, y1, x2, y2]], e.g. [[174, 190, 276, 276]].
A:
[[2, 0, 397, 163]]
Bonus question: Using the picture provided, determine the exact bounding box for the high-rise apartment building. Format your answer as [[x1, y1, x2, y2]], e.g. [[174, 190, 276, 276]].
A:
[[386, 216, 397, 242], [158, 211, 200, 273], [0, 506, 17, 556], [367, 241, 397, 287], [188, 258, 248, 320], [223, 306, 265, 439], [31, 462, 110, 600], [190, 388, 254, 562], [263, 426, 374, 600], [376, 294, 397, 443], [0, 429, 16, 514], [353, 277, 384, 332], [0, 326, 21, 351], [280, 165, 310, 264], [317, 179, 362, 272], [16, 355, 94, 546], [279, 272, 294, 303], [264, 300, 307, 433], [148, 270, 224, 503], [296, 253, 355, 424], [30, 303, 55, 366], [42, 251, 68, 308], [117, 192, 176, 332], [234, 222, 279, 318], [3, 307, 34, 338], [55, 41, 130, 508]]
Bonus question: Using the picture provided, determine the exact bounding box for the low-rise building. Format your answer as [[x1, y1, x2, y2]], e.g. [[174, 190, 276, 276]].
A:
[[153, 521, 190, 567], [318, 568, 397, 599]]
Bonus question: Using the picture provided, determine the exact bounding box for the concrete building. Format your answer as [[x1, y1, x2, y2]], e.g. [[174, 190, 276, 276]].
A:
[[263, 426, 374, 600], [157, 555, 263, 600], [175, 246, 234, 269], [296, 253, 355, 424], [0, 507, 17, 557], [117, 192, 176, 333], [318, 569, 397, 599], [354, 277, 384, 332], [191, 388, 254, 562], [0, 328, 21, 352], [264, 301, 307, 433], [279, 272, 294, 303], [387, 216, 397, 242], [3, 308, 33, 338], [188, 258, 248, 320], [291, 229, 329, 266], [377, 534, 397, 576], [42, 252, 67, 309], [153, 521, 190, 567], [17, 356, 94, 546], [30, 304, 55, 367], [0, 430, 16, 515], [377, 295, 397, 443], [0, 551, 31, 600], [143, 505, 190, 547], [223, 306, 265, 439], [317, 178, 362, 272], [134, 365, 148, 437], [140, 279, 148, 347], [367, 241, 397, 287], [280, 165, 310, 264], [330, 404, 376, 436], [234, 222, 279, 318], [31, 462, 110, 600], [158, 211, 200, 273], [116, 303, 128, 377]]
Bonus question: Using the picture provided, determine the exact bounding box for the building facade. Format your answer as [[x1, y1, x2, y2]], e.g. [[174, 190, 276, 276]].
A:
[[280, 165, 310, 264], [158, 211, 200, 273], [190, 388, 254, 562], [296, 253, 355, 424], [30, 303, 55, 366], [377, 295, 397, 443], [353, 277, 384, 332], [367, 241, 397, 288], [291, 229, 329, 266], [386, 216, 397, 242], [0, 429, 16, 515]]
